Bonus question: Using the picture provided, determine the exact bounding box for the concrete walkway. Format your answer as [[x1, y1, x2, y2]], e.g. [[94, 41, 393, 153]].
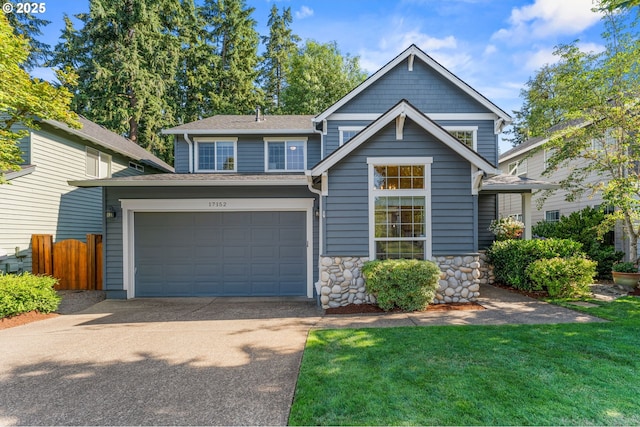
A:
[[0, 285, 607, 426]]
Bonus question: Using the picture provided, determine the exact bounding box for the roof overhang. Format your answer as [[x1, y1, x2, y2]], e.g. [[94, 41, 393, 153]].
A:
[[162, 129, 315, 135], [479, 174, 560, 194], [313, 44, 512, 126], [3, 165, 36, 181], [311, 100, 500, 177], [69, 174, 309, 188]]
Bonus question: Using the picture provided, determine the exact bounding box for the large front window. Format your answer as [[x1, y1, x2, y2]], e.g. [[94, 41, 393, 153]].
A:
[[265, 139, 306, 171], [368, 158, 432, 260], [195, 139, 236, 172]]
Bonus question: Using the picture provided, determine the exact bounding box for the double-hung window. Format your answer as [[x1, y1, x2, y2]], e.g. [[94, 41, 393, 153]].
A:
[[508, 159, 528, 176], [444, 126, 477, 150], [265, 138, 307, 172], [368, 157, 432, 260], [195, 139, 237, 172]]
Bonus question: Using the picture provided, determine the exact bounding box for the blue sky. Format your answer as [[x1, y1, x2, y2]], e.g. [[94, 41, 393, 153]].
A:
[[30, 0, 607, 153]]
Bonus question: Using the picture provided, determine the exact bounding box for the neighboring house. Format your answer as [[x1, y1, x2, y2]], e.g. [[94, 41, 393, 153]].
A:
[[498, 127, 628, 256], [72, 45, 549, 307], [0, 116, 173, 272]]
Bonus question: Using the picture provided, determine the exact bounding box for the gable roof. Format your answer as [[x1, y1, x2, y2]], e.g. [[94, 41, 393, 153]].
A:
[[162, 115, 315, 135], [311, 99, 500, 176], [313, 44, 512, 124], [43, 116, 174, 173], [499, 119, 587, 163]]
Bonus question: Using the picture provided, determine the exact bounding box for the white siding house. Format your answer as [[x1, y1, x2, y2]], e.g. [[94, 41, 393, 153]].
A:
[[0, 117, 173, 272]]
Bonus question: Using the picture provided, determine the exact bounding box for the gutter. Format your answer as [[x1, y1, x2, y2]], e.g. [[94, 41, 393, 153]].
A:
[[183, 133, 194, 173]]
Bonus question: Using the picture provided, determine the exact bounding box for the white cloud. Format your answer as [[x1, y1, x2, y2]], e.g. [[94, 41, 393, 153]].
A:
[[295, 6, 313, 20], [483, 44, 497, 56], [492, 0, 602, 43]]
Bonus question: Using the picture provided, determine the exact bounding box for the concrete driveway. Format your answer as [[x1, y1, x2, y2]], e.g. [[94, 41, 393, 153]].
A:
[[0, 298, 323, 426]]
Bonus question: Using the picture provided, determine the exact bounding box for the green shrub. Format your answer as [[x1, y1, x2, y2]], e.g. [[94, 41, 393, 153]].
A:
[[532, 207, 624, 279], [0, 273, 60, 318], [487, 238, 583, 291], [526, 257, 596, 298], [612, 262, 638, 273], [362, 259, 441, 311]]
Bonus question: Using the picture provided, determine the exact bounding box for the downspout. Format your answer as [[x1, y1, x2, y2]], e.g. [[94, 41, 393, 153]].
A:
[[305, 170, 324, 302], [183, 133, 194, 173]]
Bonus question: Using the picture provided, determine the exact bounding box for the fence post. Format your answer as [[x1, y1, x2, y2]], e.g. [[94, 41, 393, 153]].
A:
[[87, 234, 103, 290], [31, 234, 53, 275]]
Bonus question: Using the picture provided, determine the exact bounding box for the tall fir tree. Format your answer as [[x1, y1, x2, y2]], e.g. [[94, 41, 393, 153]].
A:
[[259, 5, 299, 114], [202, 0, 262, 114], [6, 12, 51, 69], [50, 0, 182, 162]]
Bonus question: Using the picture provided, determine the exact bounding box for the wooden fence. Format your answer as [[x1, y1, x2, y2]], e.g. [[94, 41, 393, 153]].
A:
[[31, 234, 103, 290]]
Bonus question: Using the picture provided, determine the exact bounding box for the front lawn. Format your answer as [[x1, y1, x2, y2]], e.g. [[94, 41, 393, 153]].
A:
[[289, 297, 640, 426]]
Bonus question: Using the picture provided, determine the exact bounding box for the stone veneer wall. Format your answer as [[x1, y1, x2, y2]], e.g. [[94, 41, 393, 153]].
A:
[[317, 253, 495, 309]]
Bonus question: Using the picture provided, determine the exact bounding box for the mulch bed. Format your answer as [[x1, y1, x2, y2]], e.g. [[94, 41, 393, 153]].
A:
[[325, 302, 485, 315], [0, 312, 58, 330]]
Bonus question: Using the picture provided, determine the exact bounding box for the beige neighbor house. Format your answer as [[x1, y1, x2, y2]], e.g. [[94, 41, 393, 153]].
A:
[[498, 131, 630, 258], [0, 116, 173, 273]]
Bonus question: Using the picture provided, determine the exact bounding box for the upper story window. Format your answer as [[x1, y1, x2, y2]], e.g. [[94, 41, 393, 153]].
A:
[[86, 147, 112, 178], [339, 126, 364, 146], [264, 138, 307, 172], [195, 138, 237, 172], [444, 126, 477, 150], [508, 159, 528, 176]]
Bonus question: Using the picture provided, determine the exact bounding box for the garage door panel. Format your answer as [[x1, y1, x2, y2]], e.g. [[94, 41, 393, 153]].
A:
[[135, 211, 306, 297]]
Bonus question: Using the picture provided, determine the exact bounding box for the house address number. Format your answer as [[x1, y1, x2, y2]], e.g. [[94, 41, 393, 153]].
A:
[[208, 201, 228, 208]]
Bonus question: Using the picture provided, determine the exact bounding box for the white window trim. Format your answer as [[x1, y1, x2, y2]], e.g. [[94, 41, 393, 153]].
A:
[[338, 126, 365, 146], [367, 157, 433, 260], [193, 138, 238, 173], [443, 126, 478, 151], [264, 137, 308, 172], [545, 210, 560, 223], [120, 198, 315, 300], [129, 161, 144, 172], [86, 147, 112, 178]]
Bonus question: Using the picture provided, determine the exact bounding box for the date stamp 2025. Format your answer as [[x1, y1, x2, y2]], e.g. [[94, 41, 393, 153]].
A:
[[3, 2, 46, 14]]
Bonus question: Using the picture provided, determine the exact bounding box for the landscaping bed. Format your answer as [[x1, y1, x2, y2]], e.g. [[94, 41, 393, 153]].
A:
[[325, 301, 485, 315]]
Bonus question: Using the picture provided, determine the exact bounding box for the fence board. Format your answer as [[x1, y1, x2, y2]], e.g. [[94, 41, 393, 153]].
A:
[[31, 234, 103, 290]]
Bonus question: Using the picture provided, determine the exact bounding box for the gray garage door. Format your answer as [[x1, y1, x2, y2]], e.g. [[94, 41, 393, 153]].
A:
[[134, 211, 307, 297]]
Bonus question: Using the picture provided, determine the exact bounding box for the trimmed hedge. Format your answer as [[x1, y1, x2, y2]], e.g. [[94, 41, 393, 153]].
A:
[[526, 257, 596, 298], [0, 273, 60, 318], [487, 238, 584, 291], [362, 259, 441, 311]]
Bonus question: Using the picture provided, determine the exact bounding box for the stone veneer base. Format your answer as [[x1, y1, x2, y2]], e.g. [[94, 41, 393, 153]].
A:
[[317, 253, 494, 309]]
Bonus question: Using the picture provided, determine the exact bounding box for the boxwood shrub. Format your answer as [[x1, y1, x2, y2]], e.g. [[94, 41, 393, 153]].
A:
[[526, 257, 596, 298], [362, 259, 441, 311], [486, 238, 584, 291], [0, 273, 60, 318]]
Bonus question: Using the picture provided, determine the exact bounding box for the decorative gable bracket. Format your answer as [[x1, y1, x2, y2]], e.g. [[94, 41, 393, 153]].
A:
[[396, 112, 406, 140]]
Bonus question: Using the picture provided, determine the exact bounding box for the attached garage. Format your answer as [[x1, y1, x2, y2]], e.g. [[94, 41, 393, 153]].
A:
[[134, 211, 307, 297], [119, 198, 315, 299]]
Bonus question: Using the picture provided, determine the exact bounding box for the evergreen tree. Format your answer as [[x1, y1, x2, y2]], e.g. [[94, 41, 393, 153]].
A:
[[259, 5, 299, 114], [173, 0, 217, 124], [281, 40, 367, 114], [6, 12, 51, 69], [202, 0, 262, 114], [50, 0, 182, 162]]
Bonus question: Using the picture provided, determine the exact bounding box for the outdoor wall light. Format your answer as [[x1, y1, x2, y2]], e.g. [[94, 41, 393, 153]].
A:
[[106, 206, 117, 219]]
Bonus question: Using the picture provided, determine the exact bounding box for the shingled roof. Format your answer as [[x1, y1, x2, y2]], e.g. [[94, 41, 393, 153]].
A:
[[44, 116, 174, 172], [163, 115, 316, 134]]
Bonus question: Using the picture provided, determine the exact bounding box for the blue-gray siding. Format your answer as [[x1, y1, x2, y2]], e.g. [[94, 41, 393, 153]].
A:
[[104, 186, 319, 297], [323, 119, 475, 256], [478, 194, 497, 249], [336, 59, 490, 115]]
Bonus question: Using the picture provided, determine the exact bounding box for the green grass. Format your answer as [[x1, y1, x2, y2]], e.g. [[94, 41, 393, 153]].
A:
[[289, 297, 640, 426]]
